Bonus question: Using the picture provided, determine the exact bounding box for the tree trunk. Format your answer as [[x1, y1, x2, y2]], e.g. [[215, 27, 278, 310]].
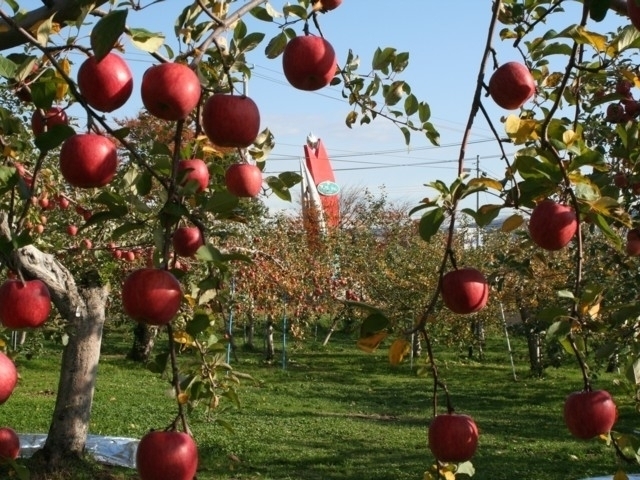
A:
[[127, 323, 158, 362], [38, 274, 108, 465], [245, 303, 255, 349], [3, 229, 109, 468], [265, 318, 274, 361]]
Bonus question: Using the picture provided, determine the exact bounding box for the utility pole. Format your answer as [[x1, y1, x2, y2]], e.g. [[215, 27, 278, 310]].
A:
[[474, 155, 480, 248]]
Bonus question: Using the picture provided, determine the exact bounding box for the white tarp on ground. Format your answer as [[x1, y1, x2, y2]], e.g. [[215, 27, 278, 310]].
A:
[[581, 477, 640, 480], [18, 434, 138, 469]]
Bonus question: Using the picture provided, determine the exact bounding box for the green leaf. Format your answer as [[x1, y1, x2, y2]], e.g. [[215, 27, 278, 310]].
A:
[[418, 207, 445, 242], [196, 245, 223, 263], [250, 6, 275, 22], [111, 222, 145, 240], [30, 78, 57, 109], [278, 171, 302, 188], [462, 204, 501, 227], [264, 32, 288, 59], [91, 9, 128, 61], [34, 124, 75, 152], [0, 55, 17, 78], [404, 93, 419, 116], [237, 32, 265, 54], [283, 4, 307, 19], [205, 191, 239, 214], [128, 28, 165, 53], [371, 47, 396, 72], [186, 312, 212, 338], [265, 175, 291, 201], [360, 312, 389, 336]]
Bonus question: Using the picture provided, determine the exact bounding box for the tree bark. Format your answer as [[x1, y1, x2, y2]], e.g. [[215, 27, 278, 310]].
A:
[[127, 323, 158, 363], [0, 214, 108, 467]]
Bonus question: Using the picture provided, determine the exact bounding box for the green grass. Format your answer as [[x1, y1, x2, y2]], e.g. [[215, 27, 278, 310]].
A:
[[1, 328, 639, 480]]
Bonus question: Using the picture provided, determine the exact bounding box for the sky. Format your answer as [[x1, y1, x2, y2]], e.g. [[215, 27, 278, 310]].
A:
[[51, 1, 631, 213]]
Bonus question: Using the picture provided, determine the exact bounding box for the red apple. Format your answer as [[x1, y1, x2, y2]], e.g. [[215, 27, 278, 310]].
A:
[[173, 226, 204, 257], [528, 199, 578, 251], [0, 427, 20, 460], [0, 353, 17, 404], [136, 430, 198, 480], [122, 268, 182, 326], [57, 196, 70, 210], [626, 228, 640, 256], [177, 159, 209, 193], [225, 163, 262, 198], [629, 0, 640, 31], [81, 238, 92, 250], [614, 172, 629, 188], [124, 250, 136, 262], [428, 413, 479, 463], [67, 225, 78, 236], [77, 53, 133, 112], [282, 35, 337, 91], [488, 61, 536, 110], [441, 268, 489, 315], [201, 94, 260, 148], [141, 63, 201, 121], [31, 107, 68, 136], [0, 279, 51, 329], [315, 0, 342, 11], [564, 390, 617, 439], [59, 133, 118, 188]]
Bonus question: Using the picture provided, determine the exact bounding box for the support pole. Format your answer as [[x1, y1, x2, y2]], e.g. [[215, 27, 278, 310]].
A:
[[500, 301, 517, 381]]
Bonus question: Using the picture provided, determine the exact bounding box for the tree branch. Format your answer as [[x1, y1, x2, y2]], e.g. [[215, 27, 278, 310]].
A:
[[0, 0, 109, 51]]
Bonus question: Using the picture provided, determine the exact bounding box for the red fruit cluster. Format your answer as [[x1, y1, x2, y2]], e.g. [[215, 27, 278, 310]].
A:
[[605, 79, 640, 123]]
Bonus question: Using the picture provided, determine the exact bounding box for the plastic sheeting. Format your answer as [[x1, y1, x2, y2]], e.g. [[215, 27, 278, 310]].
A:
[[18, 433, 138, 469], [581, 477, 640, 480]]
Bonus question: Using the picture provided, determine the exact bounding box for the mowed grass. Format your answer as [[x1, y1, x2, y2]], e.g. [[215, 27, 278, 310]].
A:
[[1, 326, 639, 480]]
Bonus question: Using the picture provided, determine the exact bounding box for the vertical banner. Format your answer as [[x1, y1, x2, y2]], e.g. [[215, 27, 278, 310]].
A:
[[303, 136, 340, 229]]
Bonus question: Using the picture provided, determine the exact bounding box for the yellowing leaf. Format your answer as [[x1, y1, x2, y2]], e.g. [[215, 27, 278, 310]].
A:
[[504, 115, 539, 144], [173, 330, 194, 345], [356, 331, 388, 353], [54, 58, 70, 100], [388, 339, 411, 366], [575, 26, 608, 52], [562, 129, 579, 147], [500, 214, 524, 233], [0, 338, 5, 348], [468, 177, 503, 191], [177, 392, 189, 404]]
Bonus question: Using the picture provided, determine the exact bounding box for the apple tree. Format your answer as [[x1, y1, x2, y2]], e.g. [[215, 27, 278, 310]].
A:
[[0, 0, 441, 476]]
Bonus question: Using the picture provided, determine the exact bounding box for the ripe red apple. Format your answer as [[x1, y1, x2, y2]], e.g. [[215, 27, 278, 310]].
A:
[[488, 61, 536, 110], [564, 390, 617, 439], [629, 0, 640, 31], [614, 172, 629, 188], [0, 427, 20, 460], [31, 107, 68, 136], [225, 163, 263, 198], [313, 0, 342, 12], [441, 268, 489, 315], [0, 279, 51, 329], [172, 226, 204, 257], [428, 413, 479, 463], [141, 63, 201, 121], [627, 228, 640, 256], [0, 352, 17, 404], [122, 268, 182, 326], [136, 430, 198, 480], [57, 196, 70, 210], [282, 35, 337, 91], [67, 225, 78, 236], [528, 199, 578, 251], [201, 94, 260, 148], [177, 159, 209, 193], [77, 53, 133, 112], [59, 133, 118, 188]]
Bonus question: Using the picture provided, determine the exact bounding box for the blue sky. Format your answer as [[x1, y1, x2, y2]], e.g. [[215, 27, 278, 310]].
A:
[[71, 1, 630, 212]]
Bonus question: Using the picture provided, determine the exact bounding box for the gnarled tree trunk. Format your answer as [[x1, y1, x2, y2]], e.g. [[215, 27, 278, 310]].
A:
[[128, 323, 158, 362], [1, 213, 109, 468]]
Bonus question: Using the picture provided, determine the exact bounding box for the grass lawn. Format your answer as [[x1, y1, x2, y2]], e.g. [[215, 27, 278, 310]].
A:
[[1, 325, 639, 480]]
